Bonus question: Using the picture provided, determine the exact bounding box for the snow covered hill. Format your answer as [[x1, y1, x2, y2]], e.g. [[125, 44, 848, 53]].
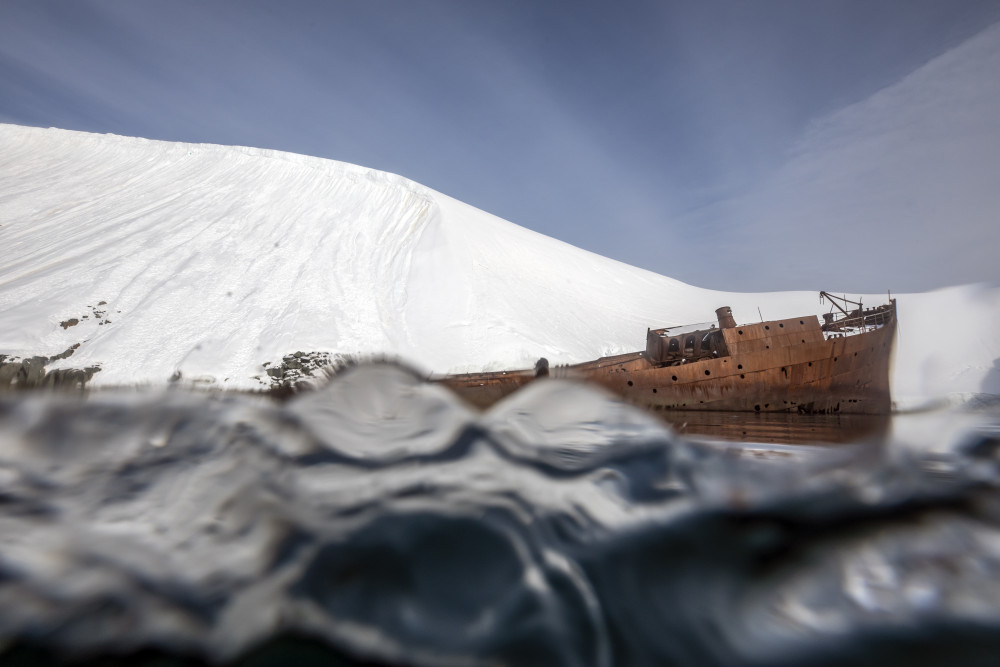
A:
[[1, 124, 997, 403]]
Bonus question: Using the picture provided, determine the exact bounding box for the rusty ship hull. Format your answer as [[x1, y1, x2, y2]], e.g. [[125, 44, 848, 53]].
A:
[[440, 296, 897, 416]]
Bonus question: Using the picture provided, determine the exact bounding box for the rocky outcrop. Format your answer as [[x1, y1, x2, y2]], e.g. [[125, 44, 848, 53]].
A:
[[259, 351, 356, 398], [0, 344, 101, 391]]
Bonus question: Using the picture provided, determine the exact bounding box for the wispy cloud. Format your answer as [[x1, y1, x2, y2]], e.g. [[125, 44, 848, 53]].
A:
[[674, 21, 1000, 293], [1, 2, 998, 292]]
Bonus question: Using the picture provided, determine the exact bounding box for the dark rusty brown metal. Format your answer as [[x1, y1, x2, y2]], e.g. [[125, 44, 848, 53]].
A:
[[438, 294, 898, 415], [716, 306, 737, 329]]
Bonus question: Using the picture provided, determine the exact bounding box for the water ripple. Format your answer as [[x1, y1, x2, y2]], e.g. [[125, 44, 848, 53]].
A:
[[1, 363, 999, 665]]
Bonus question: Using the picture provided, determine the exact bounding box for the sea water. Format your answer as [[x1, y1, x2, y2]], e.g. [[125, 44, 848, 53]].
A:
[[0, 363, 998, 666]]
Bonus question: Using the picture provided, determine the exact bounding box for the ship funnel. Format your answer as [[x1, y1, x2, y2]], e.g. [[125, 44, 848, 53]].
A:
[[716, 306, 736, 329]]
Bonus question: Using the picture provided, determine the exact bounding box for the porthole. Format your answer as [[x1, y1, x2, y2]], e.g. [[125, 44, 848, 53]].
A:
[[738, 330, 744, 335], [737, 364, 743, 370], [704, 370, 710, 376], [671, 375, 678, 381], [627, 380, 633, 386], [808, 362, 812, 367], [779, 323, 784, 328], [740, 374, 745, 379], [764, 325, 770, 330], [799, 320, 804, 325], [754, 404, 761, 412], [834, 356, 838, 362], [652, 388, 657, 393]]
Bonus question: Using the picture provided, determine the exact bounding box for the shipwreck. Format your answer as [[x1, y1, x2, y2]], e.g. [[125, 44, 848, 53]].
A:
[[440, 292, 897, 415]]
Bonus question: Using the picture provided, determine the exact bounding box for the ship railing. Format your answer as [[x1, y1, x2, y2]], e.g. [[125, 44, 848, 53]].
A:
[[822, 308, 892, 336]]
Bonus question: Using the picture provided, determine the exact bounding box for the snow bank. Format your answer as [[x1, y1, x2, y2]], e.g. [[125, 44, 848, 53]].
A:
[[1, 124, 997, 402]]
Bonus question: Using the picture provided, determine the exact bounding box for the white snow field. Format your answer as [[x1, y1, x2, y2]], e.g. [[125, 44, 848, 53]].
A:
[[1, 124, 998, 404]]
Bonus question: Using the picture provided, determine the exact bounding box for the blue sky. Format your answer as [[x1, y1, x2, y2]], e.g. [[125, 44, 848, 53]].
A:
[[1, 0, 998, 292]]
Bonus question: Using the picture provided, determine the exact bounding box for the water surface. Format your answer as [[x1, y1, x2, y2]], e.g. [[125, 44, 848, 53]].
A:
[[1, 364, 998, 666]]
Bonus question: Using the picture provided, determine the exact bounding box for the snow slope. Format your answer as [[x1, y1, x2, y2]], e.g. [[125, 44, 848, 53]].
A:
[[1, 124, 997, 402]]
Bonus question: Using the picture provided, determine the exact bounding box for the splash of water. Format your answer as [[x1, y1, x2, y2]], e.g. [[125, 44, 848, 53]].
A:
[[1, 363, 999, 666]]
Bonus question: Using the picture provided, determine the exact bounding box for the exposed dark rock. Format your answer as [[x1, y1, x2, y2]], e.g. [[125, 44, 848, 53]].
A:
[[50, 343, 81, 361], [259, 351, 356, 396], [0, 344, 100, 391], [39, 366, 101, 389], [0, 360, 20, 386]]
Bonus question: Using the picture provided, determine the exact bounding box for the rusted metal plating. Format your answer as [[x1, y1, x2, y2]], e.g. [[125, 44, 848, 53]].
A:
[[439, 294, 897, 415]]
